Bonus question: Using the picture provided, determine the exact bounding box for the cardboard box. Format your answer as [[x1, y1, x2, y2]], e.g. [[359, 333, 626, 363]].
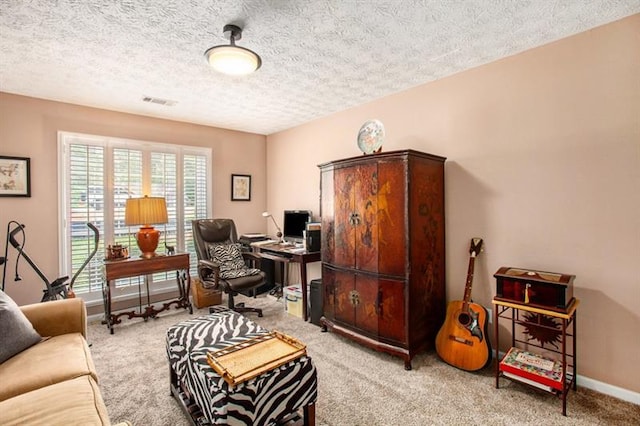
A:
[[191, 278, 222, 309], [284, 284, 309, 318]]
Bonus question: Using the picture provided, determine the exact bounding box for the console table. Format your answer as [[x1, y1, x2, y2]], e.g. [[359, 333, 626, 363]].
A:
[[102, 253, 192, 334], [254, 243, 321, 321]]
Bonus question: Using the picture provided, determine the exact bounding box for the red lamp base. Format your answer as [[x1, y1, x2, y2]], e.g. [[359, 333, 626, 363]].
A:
[[136, 226, 160, 259]]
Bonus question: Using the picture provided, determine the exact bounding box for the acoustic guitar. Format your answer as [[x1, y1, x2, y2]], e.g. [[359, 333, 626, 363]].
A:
[[435, 238, 492, 371]]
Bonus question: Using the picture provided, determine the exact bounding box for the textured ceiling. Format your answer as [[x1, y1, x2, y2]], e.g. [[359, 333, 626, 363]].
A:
[[1, 1, 638, 135]]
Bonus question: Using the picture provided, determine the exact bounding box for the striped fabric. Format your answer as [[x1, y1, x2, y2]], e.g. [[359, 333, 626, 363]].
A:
[[209, 243, 262, 279], [166, 307, 317, 425]]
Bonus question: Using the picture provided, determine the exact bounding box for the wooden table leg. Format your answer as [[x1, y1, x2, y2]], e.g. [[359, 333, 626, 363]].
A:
[[303, 402, 315, 426], [102, 279, 114, 334], [301, 261, 308, 321], [494, 305, 499, 388]]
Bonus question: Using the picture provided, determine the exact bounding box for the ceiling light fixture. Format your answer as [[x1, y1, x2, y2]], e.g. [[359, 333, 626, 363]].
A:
[[204, 24, 261, 76]]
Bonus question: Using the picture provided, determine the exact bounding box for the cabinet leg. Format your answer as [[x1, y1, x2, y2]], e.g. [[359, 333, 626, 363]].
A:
[[404, 360, 412, 371]]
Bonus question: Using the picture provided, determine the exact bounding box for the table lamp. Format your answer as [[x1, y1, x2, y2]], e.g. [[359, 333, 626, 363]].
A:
[[125, 196, 168, 258], [262, 211, 284, 243]]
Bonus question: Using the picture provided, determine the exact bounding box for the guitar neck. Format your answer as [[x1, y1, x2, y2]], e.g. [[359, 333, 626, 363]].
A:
[[462, 255, 476, 305]]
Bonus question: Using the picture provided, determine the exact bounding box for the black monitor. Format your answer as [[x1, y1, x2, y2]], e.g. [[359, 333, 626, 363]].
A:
[[283, 210, 311, 243]]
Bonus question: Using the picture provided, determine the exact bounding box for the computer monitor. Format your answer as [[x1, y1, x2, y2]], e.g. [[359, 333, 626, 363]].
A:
[[283, 210, 311, 243]]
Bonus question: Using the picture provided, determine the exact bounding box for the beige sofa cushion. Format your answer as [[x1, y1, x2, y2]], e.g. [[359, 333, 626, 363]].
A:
[[0, 375, 110, 426], [0, 332, 98, 402]]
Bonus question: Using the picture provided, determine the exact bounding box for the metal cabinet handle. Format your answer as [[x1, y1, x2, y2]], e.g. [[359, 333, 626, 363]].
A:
[[349, 212, 361, 226], [349, 289, 360, 306]]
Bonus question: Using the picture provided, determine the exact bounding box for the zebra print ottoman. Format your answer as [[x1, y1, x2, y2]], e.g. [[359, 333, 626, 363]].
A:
[[166, 306, 317, 426]]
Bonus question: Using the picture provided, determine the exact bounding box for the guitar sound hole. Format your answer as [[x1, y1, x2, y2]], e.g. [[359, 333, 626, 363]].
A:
[[458, 313, 471, 326]]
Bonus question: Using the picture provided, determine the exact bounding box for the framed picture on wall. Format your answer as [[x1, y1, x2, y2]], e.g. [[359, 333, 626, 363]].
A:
[[231, 174, 251, 201], [0, 156, 31, 197]]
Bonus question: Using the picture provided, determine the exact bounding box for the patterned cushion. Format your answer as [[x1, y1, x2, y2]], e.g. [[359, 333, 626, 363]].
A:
[[209, 243, 261, 280]]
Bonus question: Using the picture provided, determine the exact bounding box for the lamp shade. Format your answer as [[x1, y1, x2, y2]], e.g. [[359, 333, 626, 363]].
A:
[[125, 196, 168, 259], [205, 45, 261, 75], [125, 196, 168, 226]]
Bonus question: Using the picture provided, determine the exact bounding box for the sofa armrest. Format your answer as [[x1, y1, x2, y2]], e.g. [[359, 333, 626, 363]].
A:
[[20, 298, 87, 339]]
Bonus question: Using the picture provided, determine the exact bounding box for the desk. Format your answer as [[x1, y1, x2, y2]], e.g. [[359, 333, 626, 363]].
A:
[[254, 243, 321, 321], [102, 253, 192, 334]]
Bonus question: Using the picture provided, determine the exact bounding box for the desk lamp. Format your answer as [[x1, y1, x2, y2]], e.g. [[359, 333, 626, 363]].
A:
[[262, 211, 284, 243], [125, 196, 168, 258]]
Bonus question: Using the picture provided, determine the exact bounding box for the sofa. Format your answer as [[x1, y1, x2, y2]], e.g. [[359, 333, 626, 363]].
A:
[[0, 294, 126, 425]]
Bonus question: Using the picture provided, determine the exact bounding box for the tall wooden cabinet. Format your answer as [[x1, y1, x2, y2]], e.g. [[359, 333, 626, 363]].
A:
[[319, 150, 446, 369]]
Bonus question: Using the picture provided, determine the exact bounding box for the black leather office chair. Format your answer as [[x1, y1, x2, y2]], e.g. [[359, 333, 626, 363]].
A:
[[192, 218, 264, 317]]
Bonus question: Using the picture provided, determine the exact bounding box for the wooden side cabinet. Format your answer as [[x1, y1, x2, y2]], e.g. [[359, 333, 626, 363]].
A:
[[319, 149, 446, 370], [493, 298, 579, 416]]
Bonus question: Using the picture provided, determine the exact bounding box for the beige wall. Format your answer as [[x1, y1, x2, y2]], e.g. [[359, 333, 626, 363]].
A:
[[0, 93, 267, 305], [266, 15, 640, 393]]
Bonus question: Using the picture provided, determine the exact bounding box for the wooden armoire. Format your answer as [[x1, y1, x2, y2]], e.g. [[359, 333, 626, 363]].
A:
[[318, 149, 446, 370]]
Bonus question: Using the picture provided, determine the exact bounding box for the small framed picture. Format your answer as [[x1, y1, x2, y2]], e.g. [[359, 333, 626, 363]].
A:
[[0, 156, 31, 197], [231, 174, 251, 201]]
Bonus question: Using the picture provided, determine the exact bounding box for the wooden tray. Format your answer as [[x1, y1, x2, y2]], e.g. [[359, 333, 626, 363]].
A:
[[206, 331, 306, 386]]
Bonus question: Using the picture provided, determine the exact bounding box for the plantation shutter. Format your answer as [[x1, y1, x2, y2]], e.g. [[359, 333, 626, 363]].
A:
[[60, 132, 211, 299]]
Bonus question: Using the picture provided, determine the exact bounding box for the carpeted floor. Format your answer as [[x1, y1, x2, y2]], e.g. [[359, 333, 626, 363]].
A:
[[88, 294, 639, 425]]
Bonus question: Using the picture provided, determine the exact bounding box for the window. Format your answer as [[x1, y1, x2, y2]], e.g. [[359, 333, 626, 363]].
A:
[[58, 132, 211, 303]]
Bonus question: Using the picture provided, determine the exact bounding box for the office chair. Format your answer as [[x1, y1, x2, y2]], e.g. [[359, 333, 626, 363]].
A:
[[192, 219, 264, 317]]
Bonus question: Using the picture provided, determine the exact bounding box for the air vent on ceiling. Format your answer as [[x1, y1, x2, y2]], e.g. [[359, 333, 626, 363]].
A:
[[142, 96, 177, 107]]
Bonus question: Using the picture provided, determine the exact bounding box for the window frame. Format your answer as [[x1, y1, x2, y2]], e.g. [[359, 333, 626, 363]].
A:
[[57, 131, 212, 305]]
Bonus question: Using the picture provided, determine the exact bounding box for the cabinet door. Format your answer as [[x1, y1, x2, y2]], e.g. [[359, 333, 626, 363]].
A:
[[333, 269, 355, 326], [328, 268, 380, 338], [330, 272, 382, 339], [353, 164, 379, 272], [333, 166, 356, 269], [377, 278, 406, 345], [376, 159, 406, 277], [333, 163, 380, 272], [353, 274, 380, 337]]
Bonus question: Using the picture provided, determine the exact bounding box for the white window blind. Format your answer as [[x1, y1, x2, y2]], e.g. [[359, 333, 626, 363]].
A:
[[58, 132, 211, 302], [183, 154, 208, 272]]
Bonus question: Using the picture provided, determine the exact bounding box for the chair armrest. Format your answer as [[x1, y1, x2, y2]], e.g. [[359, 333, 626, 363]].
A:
[[198, 259, 221, 288], [199, 258, 221, 269], [20, 298, 87, 339]]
